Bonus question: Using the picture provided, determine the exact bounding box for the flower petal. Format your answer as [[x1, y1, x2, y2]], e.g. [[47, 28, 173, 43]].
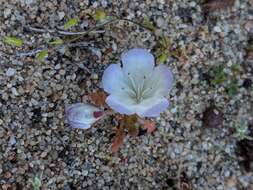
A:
[[65, 103, 102, 129], [102, 64, 125, 94], [136, 97, 169, 117], [122, 48, 155, 75], [147, 65, 173, 96], [106, 95, 135, 115]]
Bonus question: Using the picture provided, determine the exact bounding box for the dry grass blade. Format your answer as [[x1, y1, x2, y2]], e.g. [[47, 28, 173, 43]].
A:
[[203, 0, 235, 12]]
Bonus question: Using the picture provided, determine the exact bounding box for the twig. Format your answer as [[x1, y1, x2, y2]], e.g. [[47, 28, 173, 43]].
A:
[[16, 48, 46, 57], [15, 41, 98, 57], [14, 17, 155, 58], [57, 30, 105, 35], [26, 17, 154, 37], [177, 157, 184, 190]]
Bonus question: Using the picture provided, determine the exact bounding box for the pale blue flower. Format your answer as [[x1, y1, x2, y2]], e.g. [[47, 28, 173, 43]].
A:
[[65, 103, 103, 129], [102, 48, 173, 117]]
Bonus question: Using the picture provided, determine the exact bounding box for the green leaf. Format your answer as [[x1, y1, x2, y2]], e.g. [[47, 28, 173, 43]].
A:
[[227, 80, 238, 97], [36, 50, 48, 62], [157, 52, 169, 64], [32, 176, 41, 190], [159, 35, 171, 49], [211, 66, 226, 85], [142, 18, 156, 32], [3, 36, 23, 47], [48, 38, 63, 46], [93, 10, 106, 22], [63, 18, 78, 30]]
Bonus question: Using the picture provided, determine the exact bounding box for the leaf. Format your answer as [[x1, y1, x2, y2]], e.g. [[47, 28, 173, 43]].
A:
[[122, 115, 138, 136], [36, 50, 48, 62], [227, 80, 238, 97], [203, 0, 235, 12], [143, 120, 156, 134], [127, 125, 139, 136], [89, 91, 107, 107], [3, 36, 23, 47], [202, 104, 223, 128], [210, 65, 226, 85], [236, 139, 253, 172], [171, 48, 188, 64], [142, 17, 156, 32], [63, 18, 78, 30], [48, 38, 63, 46], [93, 10, 106, 22], [159, 35, 171, 49], [157, 52, 169, 64], [111, 125, 125, 153]]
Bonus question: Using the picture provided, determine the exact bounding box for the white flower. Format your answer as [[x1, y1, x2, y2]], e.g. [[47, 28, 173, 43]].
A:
[[65, 103, 103, 129], [102, 48, 173, 117]]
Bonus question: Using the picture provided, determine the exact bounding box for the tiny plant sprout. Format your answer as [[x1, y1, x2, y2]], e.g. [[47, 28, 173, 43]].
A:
[[102, 48, 173, 117], [32, 176, 41, 190], [65, 103, 104, 129]]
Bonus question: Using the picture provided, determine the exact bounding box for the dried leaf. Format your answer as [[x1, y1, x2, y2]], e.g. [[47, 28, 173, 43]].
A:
[[3, 36, 23, 47], [250, 0, 253, 6], [203, 0, 235, 12], [202, 105, 223, 128], [127, 125, 139, 136], [89, 91, 107, 107], [143, 120, 156, 134], [63, 18, 78, 30], [122, 115, 138, 136], [236, 139, 253, 172], [171, 48, 188, 64], [111, 125, 125, 153]]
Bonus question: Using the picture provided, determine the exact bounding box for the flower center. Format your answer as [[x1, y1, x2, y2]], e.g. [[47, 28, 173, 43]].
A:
[[122, 72, 154, 104]]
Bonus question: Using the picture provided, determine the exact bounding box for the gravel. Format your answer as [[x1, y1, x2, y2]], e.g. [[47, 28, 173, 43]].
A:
[[0, 0, 253, 190]]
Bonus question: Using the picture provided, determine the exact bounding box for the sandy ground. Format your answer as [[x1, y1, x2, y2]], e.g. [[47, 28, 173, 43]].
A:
[[0, 0, 253, 189]]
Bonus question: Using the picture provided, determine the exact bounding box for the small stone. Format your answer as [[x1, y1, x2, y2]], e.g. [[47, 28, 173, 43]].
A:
[[213, 26, 222, 33], [83, 170, 89, 176], [4, 9, 11, 18], [156, 17, 165, 28], [11, 88, 19, 96], [91, 73, 99, 80], [40, 151, 48, 158], [58, 11, 65, 20], [6, 68, 16, 77], [9, 135, 16, 145]]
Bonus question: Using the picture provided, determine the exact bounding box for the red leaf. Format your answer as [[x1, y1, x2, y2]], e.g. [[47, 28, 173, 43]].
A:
[[111, 125, 125, 153], [143, 120, 156, 134], [89, 91, 107, 107]]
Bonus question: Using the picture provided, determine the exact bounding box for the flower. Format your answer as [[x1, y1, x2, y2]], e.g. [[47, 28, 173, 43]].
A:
[[102, 48, 173, 117], [65, 103, 103, 129]]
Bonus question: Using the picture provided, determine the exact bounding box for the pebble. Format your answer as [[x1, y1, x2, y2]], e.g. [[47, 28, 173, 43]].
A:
[[6, 68, 16, 77], [156, 17, 165, 28], [58, 11, 65, 20], [4, 8, 11, 18], [213, 26, 222, 33]]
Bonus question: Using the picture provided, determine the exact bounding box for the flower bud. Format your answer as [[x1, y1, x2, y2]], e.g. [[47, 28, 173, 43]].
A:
[[65, 103, 103, 129]]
